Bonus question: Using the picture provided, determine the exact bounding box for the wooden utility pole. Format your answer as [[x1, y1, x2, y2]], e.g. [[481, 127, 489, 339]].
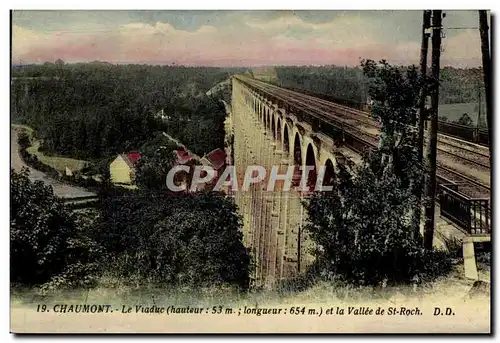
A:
[[414, 10, 432, 239], [417, 10, 432, 162], [423, 10, 443, 250], [476, 79, 482, 141], [478, 10, 492, 203]]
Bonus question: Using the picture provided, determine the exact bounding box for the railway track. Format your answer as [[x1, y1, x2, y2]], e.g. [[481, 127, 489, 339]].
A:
[[246, 77, 490, 167], [238, 76, 490, 199], [264, 79, 490, 147], [248, 78, 380, 147], [436, 164, 490, 199], [437, 143, 490, 170]]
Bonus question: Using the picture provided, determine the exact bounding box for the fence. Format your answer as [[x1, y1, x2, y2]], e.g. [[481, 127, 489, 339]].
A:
[[439, 184, 490, 235], [437, 121, 489, 146]]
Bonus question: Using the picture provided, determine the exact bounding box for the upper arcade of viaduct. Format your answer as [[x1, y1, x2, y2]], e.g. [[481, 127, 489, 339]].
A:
[[233, 77, 350, 189], [233, 74, 490, 195]]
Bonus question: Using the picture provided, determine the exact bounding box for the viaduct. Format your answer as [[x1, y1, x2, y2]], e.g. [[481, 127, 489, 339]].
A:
[[229, 75, 491, 287]]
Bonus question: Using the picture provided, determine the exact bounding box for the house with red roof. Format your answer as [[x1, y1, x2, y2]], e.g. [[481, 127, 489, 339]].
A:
[[110, 151, 142, 185], [171, 147, 202, 192], [200, 148, 227, 190], [201, 148, 226, 173], [174, 147, 197, 165]]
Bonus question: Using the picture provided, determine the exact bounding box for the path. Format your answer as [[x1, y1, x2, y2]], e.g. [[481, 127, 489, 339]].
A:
[[11, 127, 96, 198]]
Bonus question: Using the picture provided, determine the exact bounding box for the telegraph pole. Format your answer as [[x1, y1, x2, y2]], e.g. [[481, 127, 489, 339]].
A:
[[476, 79, 482, 140], [478, 10, 492, 202], [414, 10, 432, 239], [417, 10, 432, 161], [423, 10, 443, 250]]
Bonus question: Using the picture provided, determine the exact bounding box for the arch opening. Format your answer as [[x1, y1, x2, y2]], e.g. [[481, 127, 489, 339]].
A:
[[276, 118, 282, 143], [292, 133, 302, 187], [305, 144, 317, 192], [266, 110, 270, 131], [271, 115, 276, 139], [322, 159, 336, 190], [283, 125, 290, 155]]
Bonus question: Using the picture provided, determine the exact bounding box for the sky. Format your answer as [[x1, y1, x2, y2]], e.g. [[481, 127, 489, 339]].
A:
[[12, 10, 486, 67]]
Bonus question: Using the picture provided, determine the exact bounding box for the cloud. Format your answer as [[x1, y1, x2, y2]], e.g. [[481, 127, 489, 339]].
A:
[[11, 11, 483, 67], [245, 13, 377, 48]]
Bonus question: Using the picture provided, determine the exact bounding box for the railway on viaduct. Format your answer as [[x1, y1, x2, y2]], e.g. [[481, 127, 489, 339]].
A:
[[229, 74, 491, 287]]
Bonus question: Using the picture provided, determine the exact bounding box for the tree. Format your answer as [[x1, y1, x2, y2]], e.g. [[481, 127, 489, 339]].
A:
[[97, 191, 251, 289], [134, 142, 178, 190], [97, 158, 112, 187], [361, 59, 423, 199], [147, 193, 251, 288], [303, 60, 451, 286], [456, 113, 474, 126], [10, 168, 101, 288], [305, 162, 436, 285]]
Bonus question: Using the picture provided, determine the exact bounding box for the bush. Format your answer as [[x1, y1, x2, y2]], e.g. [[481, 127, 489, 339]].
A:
[[10, 168, 102, 289], [304, 161, 452, 287], [17, 132, 61, 179], [96, 191, 251, 290]]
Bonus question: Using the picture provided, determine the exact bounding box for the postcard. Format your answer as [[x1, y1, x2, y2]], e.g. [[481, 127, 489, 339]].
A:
[[10, 9, 491, 334]]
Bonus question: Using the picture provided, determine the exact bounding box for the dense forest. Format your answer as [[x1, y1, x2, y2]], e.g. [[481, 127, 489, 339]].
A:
[[439, 67, 486, 104], [12, 63, 485, 162], [11, 62, 245, 159], [266, 65, 486, 111], [274, 66, 367, 108]]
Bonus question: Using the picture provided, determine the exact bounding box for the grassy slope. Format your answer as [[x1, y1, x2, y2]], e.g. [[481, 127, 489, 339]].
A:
[[11, 263, 489, 308], [439, 102, 486, 124], [12, 124, 89, 172], [26, 140, 88, 172]]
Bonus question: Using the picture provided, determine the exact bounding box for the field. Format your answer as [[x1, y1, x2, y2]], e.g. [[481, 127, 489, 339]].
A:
[[439, 102, 486, 125], [12, 124, 90, 173]]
